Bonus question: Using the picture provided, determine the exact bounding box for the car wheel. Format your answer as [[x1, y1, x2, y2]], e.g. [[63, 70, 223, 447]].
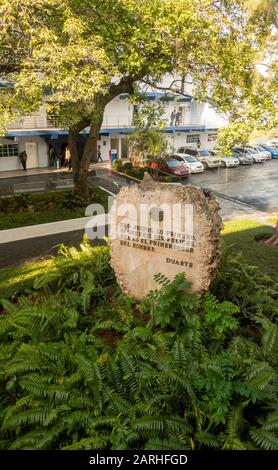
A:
[[220, 161, 226, 168], [203, 162, 208, 169]]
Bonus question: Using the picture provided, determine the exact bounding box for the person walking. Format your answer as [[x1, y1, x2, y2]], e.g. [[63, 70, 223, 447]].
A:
[[49, 145, 56, 167], [97, 145, 103, 162], [19, 150, 27, 171]]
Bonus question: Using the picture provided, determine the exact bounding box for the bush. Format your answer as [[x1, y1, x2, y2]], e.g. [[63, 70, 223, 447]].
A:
[[122, 162, 133, 171], [0, 244, 277, 450], [112, 160, 123, 172], [159, 173, 180, 183]]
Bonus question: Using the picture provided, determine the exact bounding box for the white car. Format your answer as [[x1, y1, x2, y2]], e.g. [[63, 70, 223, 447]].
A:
[[251, 146, 272, 160], [245, 147, 267, 162], [236, 147, 266, 163], [173, 154, 204, 173], [209, 150, 239, 168], [175, 147, 221, 169]]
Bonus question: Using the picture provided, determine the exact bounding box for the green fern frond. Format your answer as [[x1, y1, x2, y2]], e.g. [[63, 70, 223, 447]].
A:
[[250, 428, 278, 450]]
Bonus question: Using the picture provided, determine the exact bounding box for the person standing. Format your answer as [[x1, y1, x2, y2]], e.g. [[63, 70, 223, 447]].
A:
[[170, 110, 176, 126], [60, 146, 66, 167], [19, 150, 27, 171], [175, 110, 182, 126], [65, 146, 72, 170], [97, 145, 102, 162]]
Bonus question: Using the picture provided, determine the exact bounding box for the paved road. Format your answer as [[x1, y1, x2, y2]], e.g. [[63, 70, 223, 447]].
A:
[[0, 228, 108, 269], [1, 161, 277, 211], [186, 160, 278, 211]]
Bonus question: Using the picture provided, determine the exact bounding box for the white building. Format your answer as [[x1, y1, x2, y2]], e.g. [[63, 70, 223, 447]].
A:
[[0, 90, 227, 171]]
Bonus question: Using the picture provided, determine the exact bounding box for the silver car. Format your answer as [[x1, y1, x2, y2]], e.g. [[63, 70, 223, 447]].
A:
[[209, 150, 239, 168], [251, 146, 272, 160], [237, 147, 266, 163]]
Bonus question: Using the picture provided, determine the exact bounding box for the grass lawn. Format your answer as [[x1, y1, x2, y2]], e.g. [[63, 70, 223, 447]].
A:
[[0, 187, 109, 230], [221, 218, 278, 278], [0, 218, 277, 300]]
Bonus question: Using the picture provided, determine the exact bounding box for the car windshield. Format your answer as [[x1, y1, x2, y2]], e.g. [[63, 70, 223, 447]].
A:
[[184, 156, 196, 162], [199, 150, 210, 157], [167, 160, 181, 168], [246, 148, 257, 154], [177, 148, 184, 153]]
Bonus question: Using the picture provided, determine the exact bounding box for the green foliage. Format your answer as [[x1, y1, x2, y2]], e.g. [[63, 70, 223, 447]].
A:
[[112, 160, 123, 172], [202, 293, 240, 340], [122, 162, 133, 172], [212, 248, 278, 320], [146, 273, 198, 329], [0, 244, 277, 450], [0, 187, 108, 230]]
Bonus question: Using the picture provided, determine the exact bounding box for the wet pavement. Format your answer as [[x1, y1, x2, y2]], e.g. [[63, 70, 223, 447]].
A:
[[186, 160, 278, 211], [0, 161, 277, 211]]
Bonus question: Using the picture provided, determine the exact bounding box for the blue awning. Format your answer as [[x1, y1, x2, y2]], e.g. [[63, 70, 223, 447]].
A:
[[6, 129, 69, 137]]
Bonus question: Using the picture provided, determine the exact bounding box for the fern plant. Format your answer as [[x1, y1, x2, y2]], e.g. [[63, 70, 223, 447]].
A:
[[0, 246, 277, 450]]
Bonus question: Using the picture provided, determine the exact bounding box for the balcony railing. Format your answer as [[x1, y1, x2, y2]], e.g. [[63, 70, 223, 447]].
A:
[[102, 115, 132, 128], [7, 112, 211, 132]]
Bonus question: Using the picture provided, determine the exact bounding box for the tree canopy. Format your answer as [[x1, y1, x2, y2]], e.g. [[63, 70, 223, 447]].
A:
[[0, 0, 277, 194]]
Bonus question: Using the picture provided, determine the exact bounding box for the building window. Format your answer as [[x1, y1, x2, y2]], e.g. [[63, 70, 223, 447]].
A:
[[0, 143, 19, 158], [186, 134, 200, 144], [208, 134, 218, 142]]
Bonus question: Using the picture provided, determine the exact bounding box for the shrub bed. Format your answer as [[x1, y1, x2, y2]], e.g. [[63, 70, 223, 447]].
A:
[[0, 187, 109, 230], [0, 241, 277, 450]]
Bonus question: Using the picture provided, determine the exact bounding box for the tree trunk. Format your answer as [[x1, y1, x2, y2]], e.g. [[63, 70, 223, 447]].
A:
[[68, 78, 135, 198], [265, 222, 278, 246], [74, 119, 103, 199]]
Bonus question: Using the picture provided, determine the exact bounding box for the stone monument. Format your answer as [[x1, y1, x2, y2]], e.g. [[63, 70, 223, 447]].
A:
[[110, 173, 223, 299]]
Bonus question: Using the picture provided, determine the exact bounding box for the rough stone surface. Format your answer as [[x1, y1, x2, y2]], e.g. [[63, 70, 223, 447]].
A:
[[110, 173, 223, 299]]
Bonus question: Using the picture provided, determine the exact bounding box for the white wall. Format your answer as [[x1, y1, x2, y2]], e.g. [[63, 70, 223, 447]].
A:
[[0, 135, 48, 171], [102, 98, 132, 128], [18, 136, 48, 168]]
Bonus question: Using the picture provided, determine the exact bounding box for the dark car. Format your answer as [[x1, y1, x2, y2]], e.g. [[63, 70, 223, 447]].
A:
[[161, 159, 190, 178], [232, 149, 254, 165]]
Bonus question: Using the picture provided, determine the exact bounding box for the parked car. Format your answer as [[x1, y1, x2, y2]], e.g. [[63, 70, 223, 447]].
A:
[[232, 149, 254, 165], [251, 145, 272, 160], [257, 144, 278, 159], [267, 138, 278, 149], [245, 146, 267, 162], [175, 147, 220, 169], [235, 147, 265, 163], [161, 159, 191, 178], [209, 150, 239, 168], [173, 154, 204, 173]]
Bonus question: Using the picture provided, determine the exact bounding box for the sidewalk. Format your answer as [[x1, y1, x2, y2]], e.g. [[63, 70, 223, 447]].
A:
[[0, 214, 110, 244], [0, 162, 109, 180]]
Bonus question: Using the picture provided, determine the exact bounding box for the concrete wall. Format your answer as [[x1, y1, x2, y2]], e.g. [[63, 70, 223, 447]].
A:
[[0, 136, 48, 171]]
